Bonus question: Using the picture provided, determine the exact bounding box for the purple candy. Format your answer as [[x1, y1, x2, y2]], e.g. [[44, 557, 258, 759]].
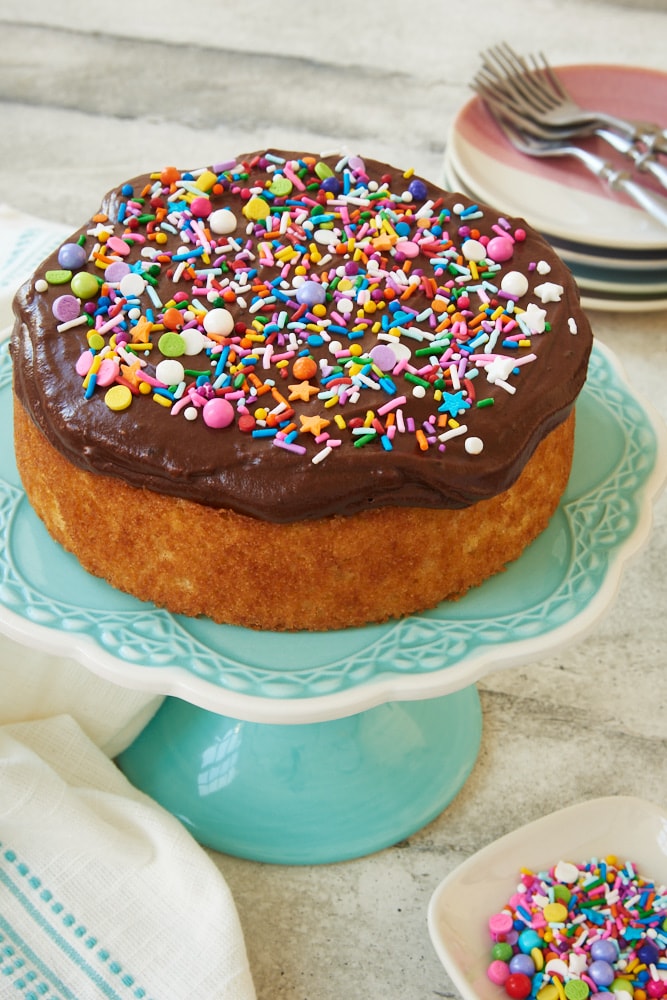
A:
[[295, 280, 326, 308], [104, 262, 132, 283], [321, 176, 341, 195], [408, 178, 428, 201], [509, 954, 535, 977], [57, 243, 87, 270], [590, 940, 618, 965], [52, 294, 81, 323], [589, 960, 615, 987]]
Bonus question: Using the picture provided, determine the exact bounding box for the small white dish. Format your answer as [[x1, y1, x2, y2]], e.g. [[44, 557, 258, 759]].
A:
[[427, 796, 667, 1000]]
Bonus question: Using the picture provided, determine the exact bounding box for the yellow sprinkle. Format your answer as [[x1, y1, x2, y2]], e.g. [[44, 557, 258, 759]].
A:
[[531, 948, 544, 972], [324, 395, 339, 409], [403, 167, 415, 178], [364, 410, 375, 427], [553, 976, 566, 1000], [195, 169, 217, 192], [537, 986, 560, 1000], [104, 385, 133, 411], [312, 304, 327, 318], [276, 359, 290, 369], [334, 414, 346, 429], [153, 393, 171, 408], [87, 332, 105, 351], [139, 382, 151, 395], [243, 196, 270, 221], [349, 343, 363, 356], [544, 902, 569, 923]]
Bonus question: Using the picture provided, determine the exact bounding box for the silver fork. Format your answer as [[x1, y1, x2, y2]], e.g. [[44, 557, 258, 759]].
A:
[[476, 43, 667, 156], [475, 86, 667, 191], [493, 117, 667, 229]]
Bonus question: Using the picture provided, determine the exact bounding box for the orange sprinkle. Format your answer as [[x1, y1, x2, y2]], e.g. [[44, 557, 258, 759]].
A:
[[415, 428, 428, 451]]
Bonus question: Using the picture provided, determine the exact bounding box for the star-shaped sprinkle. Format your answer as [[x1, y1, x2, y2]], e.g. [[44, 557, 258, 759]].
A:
[[120, 359, 142, 386], [288, 381, 320, 402], [130, 316, 154, 343], [438, 390, 471, 417], [534, 281, 563, 304], [299, 413, 331, 436], [522, 302, 547, 333]]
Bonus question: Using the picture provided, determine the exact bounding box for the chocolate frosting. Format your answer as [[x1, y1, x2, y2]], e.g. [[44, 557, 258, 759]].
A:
[[11, 150, 592, 523]]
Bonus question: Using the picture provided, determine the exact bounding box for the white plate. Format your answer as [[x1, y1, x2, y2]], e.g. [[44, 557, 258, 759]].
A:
[[447, 64, 667, 252], [427, 796, 667, 1000]]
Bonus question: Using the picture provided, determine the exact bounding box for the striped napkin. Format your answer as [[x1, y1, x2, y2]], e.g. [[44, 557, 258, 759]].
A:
[[0, 206, 256, 1000]]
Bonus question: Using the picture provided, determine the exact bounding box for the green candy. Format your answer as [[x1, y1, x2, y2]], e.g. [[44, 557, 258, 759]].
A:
[[70, 272, 100, 299], [158, 332, 185, 358], [314, 161, 334, 180], [44, 269, 72, 285], [269, 177, 293, 197]]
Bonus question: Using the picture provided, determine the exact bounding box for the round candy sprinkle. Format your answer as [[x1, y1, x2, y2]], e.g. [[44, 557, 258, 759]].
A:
[[190, 196, 212, 217], [104, 262, 131, 283], [202, 397, 234, 429], [500, 270, 530, 298], [486, 858, 667, 1000], [52, 294, 81, 323], [57, 242, 87, 270], [461, 238, 487, 262], [70, 272, 99, 299], [119, 272, 146, 298], [208, 208, 237, 234], [158, 332, 186, 357], [156, 359, 185, 385], [203, 308, 234, 336], [104, 384, 132, 411], [486, 236, 515, 262], [295, 280, 327, 308]]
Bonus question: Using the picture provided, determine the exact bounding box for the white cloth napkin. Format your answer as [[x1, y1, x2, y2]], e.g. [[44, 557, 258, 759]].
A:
[[0, 206, 257, 1000]]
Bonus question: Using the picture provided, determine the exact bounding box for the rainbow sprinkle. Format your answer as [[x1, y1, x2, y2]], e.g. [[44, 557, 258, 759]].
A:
[[39, 151, 574, 466], [486, 857, 667, 1000]]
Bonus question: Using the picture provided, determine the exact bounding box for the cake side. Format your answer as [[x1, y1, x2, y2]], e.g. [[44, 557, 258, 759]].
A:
[[13, 396, 575, 631]]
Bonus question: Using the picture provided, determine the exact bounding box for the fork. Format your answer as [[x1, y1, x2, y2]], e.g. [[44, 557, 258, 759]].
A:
[[493, 117, 667, 229], [476, 43, 667, 156], [476, 87, 667, 191]]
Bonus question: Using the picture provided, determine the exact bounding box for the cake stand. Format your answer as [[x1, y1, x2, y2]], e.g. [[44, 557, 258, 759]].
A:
[[1, 341, 665, 864]]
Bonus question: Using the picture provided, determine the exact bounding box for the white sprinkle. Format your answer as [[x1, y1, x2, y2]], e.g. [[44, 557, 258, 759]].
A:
[[465, 436, 484, 455]]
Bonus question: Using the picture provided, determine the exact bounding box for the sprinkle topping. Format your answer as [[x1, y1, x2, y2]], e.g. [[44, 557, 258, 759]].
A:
[[19, 149, 592, 521]]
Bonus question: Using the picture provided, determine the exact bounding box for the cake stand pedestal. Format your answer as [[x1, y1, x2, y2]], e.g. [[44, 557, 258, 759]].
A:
[[1, 342, 665, 864], [117, 687, 482, 864]]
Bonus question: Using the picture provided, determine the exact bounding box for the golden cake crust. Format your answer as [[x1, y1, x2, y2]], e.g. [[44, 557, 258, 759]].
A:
[[14, 396, 575, 631]]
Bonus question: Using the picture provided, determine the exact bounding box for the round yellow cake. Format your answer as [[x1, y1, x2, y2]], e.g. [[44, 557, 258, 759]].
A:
[[11, 150, 592, 630]]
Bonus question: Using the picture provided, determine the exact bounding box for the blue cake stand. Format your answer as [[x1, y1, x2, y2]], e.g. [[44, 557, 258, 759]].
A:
[[1, 342, 665, 864]]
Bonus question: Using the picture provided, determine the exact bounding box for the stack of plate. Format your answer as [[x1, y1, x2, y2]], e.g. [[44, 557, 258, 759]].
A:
[[443, 64, 667, 312]]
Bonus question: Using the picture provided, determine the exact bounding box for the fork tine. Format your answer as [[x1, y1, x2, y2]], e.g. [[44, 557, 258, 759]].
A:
[[534, 51, 570, 101], [479, 44, 562, 113]]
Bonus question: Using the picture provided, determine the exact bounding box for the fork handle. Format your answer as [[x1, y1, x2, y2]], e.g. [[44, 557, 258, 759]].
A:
[[596, 129, 667, 192], [607, 170, 667, 228]]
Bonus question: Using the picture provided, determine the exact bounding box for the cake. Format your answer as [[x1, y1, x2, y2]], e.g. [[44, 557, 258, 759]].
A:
[[11, 150, 593, 631]]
